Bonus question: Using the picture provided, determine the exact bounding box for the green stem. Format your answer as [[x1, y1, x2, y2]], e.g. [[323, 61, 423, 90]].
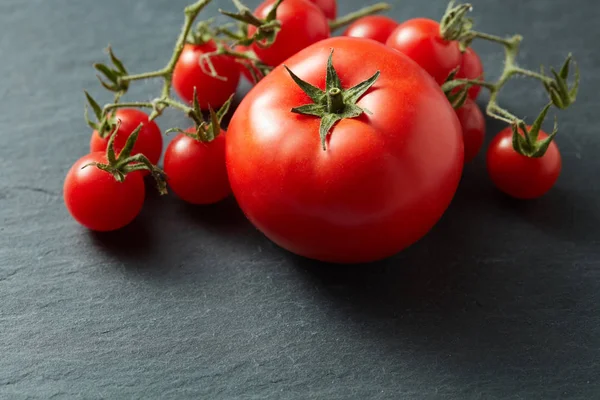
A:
[[470, 31, 518, 47], [329, 3, 391, 31], [120, 69, 168, 82], [326, 88, 344, 113], [104, 102, 154, 112]]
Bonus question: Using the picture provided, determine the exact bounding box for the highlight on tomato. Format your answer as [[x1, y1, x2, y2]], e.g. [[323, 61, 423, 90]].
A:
[[226, 37, 464, 263]]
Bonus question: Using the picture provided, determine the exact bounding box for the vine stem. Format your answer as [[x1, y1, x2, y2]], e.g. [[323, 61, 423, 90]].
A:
[[117, 0, 212, 92], [447, 32, 554, 124], [329, 3, 392, 31]]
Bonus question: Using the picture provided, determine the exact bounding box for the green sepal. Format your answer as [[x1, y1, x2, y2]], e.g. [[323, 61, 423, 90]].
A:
[[84, 120, 168, 194], [285, 49, 380, 150], [511, 103, 558, 158]]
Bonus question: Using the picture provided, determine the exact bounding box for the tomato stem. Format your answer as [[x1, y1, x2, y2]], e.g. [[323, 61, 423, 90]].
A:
[[329, 3, 392, 31], [440, 1, 579, 155]]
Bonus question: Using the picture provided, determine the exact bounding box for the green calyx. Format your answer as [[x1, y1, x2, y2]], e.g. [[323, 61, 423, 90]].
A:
[[83, 121, 168, 194], [219, 0, 284, 47], [511, 104, 558, 158], [186, 19, 217, 45], [285, 50, 380, 150], [166, 90, 233, 142]]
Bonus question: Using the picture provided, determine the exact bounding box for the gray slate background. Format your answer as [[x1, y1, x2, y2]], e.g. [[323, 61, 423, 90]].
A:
[[1, 0, 599, 398]]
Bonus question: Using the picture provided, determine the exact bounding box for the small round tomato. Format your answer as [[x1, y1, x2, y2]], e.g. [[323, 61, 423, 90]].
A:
[[386, 18, 462, 85], [173, 42, 241, 109], [90, 108, 163, 167], [343, 16, 399, 44], [308, 0, 336, 19], [64, 152, 145, 231], [164, 129, 230, 205], [456, 47, 484, 100], [487, 127, 562, 199], [455, 99, 485, 163], [249, 0, 330, 67], [226, 37, 463, 263]]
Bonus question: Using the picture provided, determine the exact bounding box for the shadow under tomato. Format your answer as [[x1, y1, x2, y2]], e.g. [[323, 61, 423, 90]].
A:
[[89, 216, 156, 262], [281, 163, 597, 390]]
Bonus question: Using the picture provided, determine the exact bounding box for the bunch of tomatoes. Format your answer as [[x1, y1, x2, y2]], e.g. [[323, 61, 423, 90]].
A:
[[64, 0, 578, 263]]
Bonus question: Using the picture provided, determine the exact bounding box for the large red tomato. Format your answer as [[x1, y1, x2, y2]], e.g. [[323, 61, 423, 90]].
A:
[[226, 37, 463, 263], [249, 0, 330, 67]]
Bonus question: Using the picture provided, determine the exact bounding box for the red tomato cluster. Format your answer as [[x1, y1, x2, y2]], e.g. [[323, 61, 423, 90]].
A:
[[65, 0, 564, 264]]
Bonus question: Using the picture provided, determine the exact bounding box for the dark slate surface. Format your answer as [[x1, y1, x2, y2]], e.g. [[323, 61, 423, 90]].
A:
[[1, 0, 599, 398]]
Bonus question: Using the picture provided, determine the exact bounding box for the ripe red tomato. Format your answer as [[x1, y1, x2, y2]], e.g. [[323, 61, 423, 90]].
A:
[[308, 0, 336, 19], [163, 129, 230, 205], [386, 18, 462, 85], [173, 42, 241, 109], [455, 99, 485, 163], [456, 47, 484, 100], [90, 108, 163, 167], [487, 127, 562, 199], [64, 152, 145, 231], [226, 37, 463, 263], [343, 16, 399, 44], [249, 0, 330, 67]]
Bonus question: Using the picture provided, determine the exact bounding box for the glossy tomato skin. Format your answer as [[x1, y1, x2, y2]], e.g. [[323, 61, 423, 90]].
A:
[[456, 47, 484, 100], [226, 37, 464, 263], [64, 152, 145, 231], [90, 108, 163, 167], [249, 0, 330, 67], [173, 42, 241, 109], [455, 99, 485, 163], [164, 130, 230, 205], [309, 0, 336, 19], [487, 128, 562, 199], [386, 18, 462, 85], [343, 16, 399, 44]]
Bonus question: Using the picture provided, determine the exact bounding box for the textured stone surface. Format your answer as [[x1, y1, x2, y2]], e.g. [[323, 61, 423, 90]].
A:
[[1, 0, 599, 398]]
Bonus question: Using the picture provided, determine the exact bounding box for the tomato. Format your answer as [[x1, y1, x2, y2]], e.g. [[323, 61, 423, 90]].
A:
[[226, 37, 463, 263], [455, 99, 485, 163], [308, 0, 336, 19], [386, 18, 462, 85], [487, 127, 562, 199], [90, 108, 163, 167], [343, 16, 399, 44], [64, 152, 145, 231], [163, 129, 230, 205], [249, 0, 330, 67], [173, 42, 241, 109], [456, 47, 484, 100]]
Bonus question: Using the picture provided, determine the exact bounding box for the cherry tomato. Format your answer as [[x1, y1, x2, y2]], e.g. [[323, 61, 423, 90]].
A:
[[64, 152, 145, 231], [487, 127, 562, 199], [90, 108, 163, 167], [163, 129, 230, 205], [226, 37, 463, 263], [343, 16, 399, 44], [455, 99, 485, 163], [308, 0, 336, 19], [173, 42, 241, 109], [386, 18, 462, 85], [456, 47, 484, 100], [249, 0, 330, 67]]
